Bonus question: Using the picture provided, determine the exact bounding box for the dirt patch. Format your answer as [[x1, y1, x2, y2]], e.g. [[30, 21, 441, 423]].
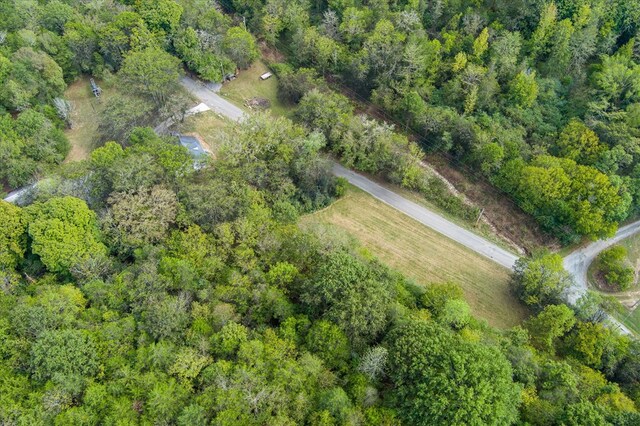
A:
[[245, 97, 271, 110], [259, 42, 285, 63], [426, 154, 559, 253]]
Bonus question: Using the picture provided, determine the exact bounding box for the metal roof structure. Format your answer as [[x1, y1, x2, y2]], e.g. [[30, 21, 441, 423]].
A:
[[178, 135, 207, 158]]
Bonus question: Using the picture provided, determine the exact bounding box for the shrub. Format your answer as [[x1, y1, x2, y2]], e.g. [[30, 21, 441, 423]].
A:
[[597, 245, 634, 291]]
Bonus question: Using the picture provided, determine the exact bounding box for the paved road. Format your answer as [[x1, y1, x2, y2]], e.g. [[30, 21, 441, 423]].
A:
[[3, 185, 32, 203], [564, 221, 640, 305], [180, 76, 244, 122], [5, 75, 635, 333], [333, 164, 519, 269]]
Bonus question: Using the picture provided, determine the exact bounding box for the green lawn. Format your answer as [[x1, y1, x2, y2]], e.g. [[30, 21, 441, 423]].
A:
[[301, 185, 529, 329], [219, 61, 293, 118], [63, 76, 115, 162]]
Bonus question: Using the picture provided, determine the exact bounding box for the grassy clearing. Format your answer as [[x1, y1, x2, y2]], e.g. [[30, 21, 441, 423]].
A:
[[301, 185, 528, 329], [171, 111, 231, 157], [63, 76, 114, 162], [219, 61, 293, 118]]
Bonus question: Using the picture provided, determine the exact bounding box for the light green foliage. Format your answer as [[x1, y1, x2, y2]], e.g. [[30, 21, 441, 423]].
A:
[[439, 298, 472, 330], [120, 47, 181, 106], [305, 319, 350, 370], [223, 26, 259, 69], [174, 27, 235, 82], [0, 48, 65, 110], [597, 245, 635, 291], [214, 322, 249, 357], [502, 156, 630, 240], [526, 304, 576, 352], [387, 320, 520, 425], [30, 329, 98, 382], [0, 202, 26, 269], [512, 253, 571, 308], [25, 197, 107, 274], [566, 321, 611, 368], [1, 1, 640, 423], [136, 0, 183, 36], [302, 250, 391, 346], [509, 70, 538, 107], [99, 11, 156, 70], [169, 347, 212, 384], [557, 119, 606, 165], [473, 28, 489, 59], [104, 186, 178, 251]]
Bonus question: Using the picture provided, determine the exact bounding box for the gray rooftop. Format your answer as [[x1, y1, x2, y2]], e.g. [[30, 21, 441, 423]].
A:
[[178, 135, 207, 158]]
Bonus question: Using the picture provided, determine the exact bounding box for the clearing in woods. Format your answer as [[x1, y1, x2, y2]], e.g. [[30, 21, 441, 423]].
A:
[[63, 76, 113, 162], [301, 185, 529, 328], [219, 61, 293, 117]]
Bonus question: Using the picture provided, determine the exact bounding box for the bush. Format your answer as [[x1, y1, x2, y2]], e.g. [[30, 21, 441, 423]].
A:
[[597, 245, 634, 291]]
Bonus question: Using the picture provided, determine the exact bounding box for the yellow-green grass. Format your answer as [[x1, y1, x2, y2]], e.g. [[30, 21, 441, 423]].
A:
[[171, 111, 231, 157], [615, 308, 640, 336], [219, 60, 293, 118], [63, 76, 114, 162], [301, 185, 528, 329]]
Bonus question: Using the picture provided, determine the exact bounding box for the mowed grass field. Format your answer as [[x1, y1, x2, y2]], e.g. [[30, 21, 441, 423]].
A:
[[63, 77, 114, 162], [219, 61, 293, 118], [302, 186, 528, 328]]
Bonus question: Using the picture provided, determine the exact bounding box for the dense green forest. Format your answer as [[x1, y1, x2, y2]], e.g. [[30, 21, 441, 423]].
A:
[[5, 0, 640, 242], [2, 0, 640, 424], [1, 118, 640, 425], [222, 0, 640, 243]]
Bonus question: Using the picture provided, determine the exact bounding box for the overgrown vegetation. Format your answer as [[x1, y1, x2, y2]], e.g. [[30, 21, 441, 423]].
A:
[[598, 245, 635, 291], [3, 0, 640, 424], [229, 0, 640, 243], [1, 116, 640, 424]]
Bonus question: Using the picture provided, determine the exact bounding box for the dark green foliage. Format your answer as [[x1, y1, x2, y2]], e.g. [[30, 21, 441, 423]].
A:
[[301, 250, 392, 346], [2, 1, 640, 424]]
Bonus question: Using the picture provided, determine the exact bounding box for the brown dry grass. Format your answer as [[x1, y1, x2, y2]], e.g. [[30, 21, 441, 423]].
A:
[[301, 186, 529, 329]]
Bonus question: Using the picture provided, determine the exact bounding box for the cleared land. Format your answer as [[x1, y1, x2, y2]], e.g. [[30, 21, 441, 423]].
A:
[[171, 111, 231, 157], [219, 61, 292, 117], [302, 185, 528, 329], [63, 77, 113, 162]]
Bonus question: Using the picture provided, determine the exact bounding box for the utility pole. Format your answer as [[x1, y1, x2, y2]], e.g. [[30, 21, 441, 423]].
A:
[[243, 16, 247, 31], [475, 208, 485, 227]]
